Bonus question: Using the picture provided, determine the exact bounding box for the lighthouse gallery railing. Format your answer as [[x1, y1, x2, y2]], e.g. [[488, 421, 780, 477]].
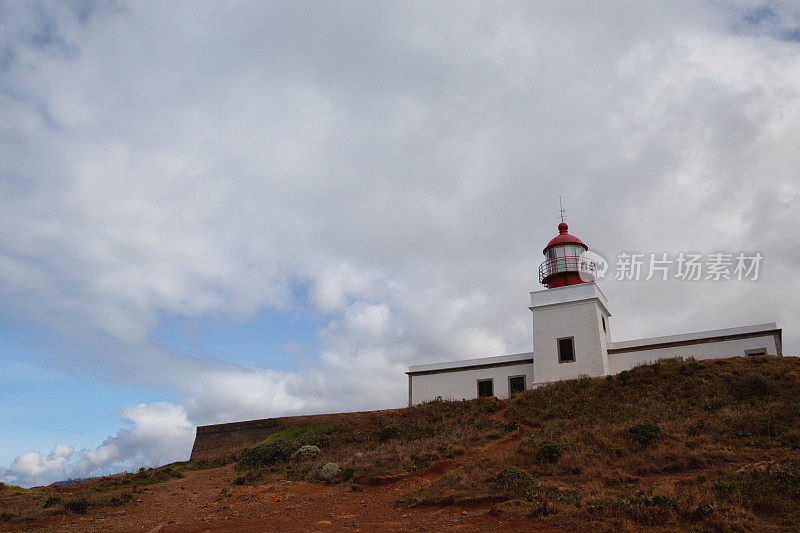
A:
[[538, 255, 598, 283]]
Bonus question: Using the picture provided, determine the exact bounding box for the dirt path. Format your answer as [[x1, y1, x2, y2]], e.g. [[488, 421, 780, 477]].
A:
[[13, 418, 538, 532], [163, 425, 527, 532]]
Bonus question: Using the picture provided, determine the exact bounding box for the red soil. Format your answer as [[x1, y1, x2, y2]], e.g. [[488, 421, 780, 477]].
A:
[[3, 414, 560, 532]]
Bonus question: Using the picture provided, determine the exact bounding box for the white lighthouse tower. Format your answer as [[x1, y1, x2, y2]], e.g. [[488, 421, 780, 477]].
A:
[[530, 220, 612, 385]]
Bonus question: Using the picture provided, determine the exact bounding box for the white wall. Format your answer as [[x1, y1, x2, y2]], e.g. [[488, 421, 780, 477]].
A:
[[608, 334, 780, 373], [409, 361, 534, 404]]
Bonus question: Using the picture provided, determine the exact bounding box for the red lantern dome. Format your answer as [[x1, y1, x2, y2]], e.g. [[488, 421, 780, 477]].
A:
[[543, 222, 587, 255], [539, 222, 594, 288]]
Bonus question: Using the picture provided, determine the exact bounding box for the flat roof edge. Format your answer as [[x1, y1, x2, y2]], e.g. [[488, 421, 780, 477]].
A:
[[608, 323, 780, 353], [408, 352, 534, 374]]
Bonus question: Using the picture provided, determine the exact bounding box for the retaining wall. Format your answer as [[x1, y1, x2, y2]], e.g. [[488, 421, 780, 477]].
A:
[[189, 410, 394, 460]]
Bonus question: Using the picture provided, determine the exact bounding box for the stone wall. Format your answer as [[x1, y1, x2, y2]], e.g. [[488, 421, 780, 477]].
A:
[[190, 417, 282, 460], [190, 412, 359, 460]]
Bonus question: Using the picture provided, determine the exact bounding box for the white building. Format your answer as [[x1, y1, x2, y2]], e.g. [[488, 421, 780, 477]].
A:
[[406, 222, 783, 405]]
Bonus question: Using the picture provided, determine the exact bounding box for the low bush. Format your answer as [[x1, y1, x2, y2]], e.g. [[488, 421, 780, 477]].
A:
[[375, 423, 402, 442], [534, 441, 562, 464], [736, 372, 769, 397], [291, 444, 321, 461], [299, 430, 334, 448], [43, 496, 62, 508], [629, 422, 662, 446], [407, 452, 434, 471], [496, 466, 578, 518], [241, 439, 298, 468], [128, 465, 184, 486], [108, 492, 132, 506], [319, 462, 341, 481], [63, 499, 89, 514], [587, 490, 681, 523], [497, 466, 537, 495]]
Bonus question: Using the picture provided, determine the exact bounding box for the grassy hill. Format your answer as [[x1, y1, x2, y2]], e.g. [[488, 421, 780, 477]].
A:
[[2, 355, 799, 531]]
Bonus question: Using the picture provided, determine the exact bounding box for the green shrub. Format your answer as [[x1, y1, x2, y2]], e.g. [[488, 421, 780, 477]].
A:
[[505, 420, 520, 432], [375, 423, 402, 442], [736, 372, 769, 397], [43, 496, 62, 508], [527, 494, 552, 518], [497, 466, 577, 511], [497, 466, 537, 495], [241, 438, 298, 468], [629, 422, 662, 446], [587, 490, 679, 517], [63, 499, 89, 514], [108, 492, 132, 506], [128, 465, 183, 485], [534, 441, 562, 464], [693, 503, 716, 519], [617, 370, 632, 382], [299, 430, 334, 448], [160, 465, 183, 479], [407, 452, 434, 471]]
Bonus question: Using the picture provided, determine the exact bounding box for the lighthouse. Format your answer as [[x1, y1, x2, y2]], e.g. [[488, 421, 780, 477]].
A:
[[404, 215, 782, 405]]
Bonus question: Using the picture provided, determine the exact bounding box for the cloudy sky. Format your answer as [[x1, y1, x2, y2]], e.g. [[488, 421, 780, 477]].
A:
[[1, 0, 799, 487]]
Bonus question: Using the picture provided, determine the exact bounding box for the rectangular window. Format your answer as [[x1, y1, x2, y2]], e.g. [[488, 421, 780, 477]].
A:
[[509, 376, 526, 395], [745, 348, 767, 356], [477, 379, 494, 398], [558, 337, 575, 363]]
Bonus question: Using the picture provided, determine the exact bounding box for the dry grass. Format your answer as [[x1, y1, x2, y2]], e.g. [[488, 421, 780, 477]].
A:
[[404, 356, 800, 530], [232, 395, 506, 484]]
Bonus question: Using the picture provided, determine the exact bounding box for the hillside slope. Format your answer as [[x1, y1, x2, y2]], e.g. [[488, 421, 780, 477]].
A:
[[1, 355, 799, 532]]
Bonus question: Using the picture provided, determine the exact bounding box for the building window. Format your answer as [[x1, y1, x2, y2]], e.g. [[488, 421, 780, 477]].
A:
[[745, 348, 767, 356], [477, 379, 494, 398], [601, 316, 606, 333], [509, 375, 526, 395], [558, 337, 575, 363]]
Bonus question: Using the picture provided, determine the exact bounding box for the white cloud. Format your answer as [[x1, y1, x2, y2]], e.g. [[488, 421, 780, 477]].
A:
[[2, 1, 800, 486], [2, 444, 74, 487], [70, 402, 194, 478], [1, 403, 194, 487]]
